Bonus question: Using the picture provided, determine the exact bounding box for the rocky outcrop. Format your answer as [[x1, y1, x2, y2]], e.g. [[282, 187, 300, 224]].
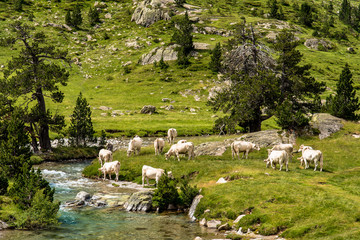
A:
[[131, 0, 173, 27], [124, 191, 154, 212], [64, 191, 131, 208], [188, 194, 203, 221], [230, 130, 287, 148], [310, 113, 343, 140], [304, 38, 333, 51], [76, 191, 91, 201], [194, 141, 227, 156], [0, 220, 9, 230], [140, 105, 156, 114], [139, 45, 178, 65]]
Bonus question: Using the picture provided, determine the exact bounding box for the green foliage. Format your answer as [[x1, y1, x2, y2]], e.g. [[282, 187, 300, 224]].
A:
[[268, 0, 284, 20], [99, 130, 106, 148], [13, 0, 24, 11], [176, 47, 191, 68], [151, 172, 179, 211], [14, 189, 59, 229], [68, 92, 95, 146], [326, 64, 360, 120], [175, 0, 186, 7], [0, 173, 8, 195], [65, 10, 72, 26], [72, 5, 83, 29], [158, 57, 169, 70], [179, 178, 198, 207], [172, 12, 193, 56], [209, 42, 222, 72], [88, 7, 100, 27], [339, 0, 351, 25], [298, 2, 314, 27]]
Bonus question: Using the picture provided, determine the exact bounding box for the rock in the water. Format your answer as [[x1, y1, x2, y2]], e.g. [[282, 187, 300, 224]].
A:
[[141, 105, 156, 114], [0, 220, 9, 230], [76, 191, 91, 201], [310, 113, 343, 139], [131, 0, 172, 27], [207, 219, 221, 229], [124, 191, 154, 212], [140, 45, 179, 65], [194, 237, 203, 240], [188, 195, 203, 221], [216, 177, 227, 184], [199, 218, 207, 226]]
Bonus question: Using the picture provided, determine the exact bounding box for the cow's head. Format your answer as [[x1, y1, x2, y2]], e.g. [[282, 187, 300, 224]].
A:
[[165, 152, 170, 160], [127, 150, 133, 157], [167, 171, 173, 179], [253, 144, 260, 151], [98, 167, 104, 172]]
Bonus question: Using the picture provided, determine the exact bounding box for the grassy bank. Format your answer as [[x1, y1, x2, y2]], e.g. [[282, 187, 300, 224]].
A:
[[83, 121, 360, 239]]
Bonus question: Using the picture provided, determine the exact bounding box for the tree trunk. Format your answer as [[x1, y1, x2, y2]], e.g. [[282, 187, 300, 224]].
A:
[[249, 109, 262, 132], [36, 88, 51, 151], [29, 123, 39, 153]]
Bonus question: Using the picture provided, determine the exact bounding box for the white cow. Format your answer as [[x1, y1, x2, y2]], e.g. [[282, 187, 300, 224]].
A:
[[98, 149, 113, 167], [231, 141, 260, 159], [177, 139, 187, 144], [264, 150, 289, 171], [154, 138, 165, 155], [298, 145, 323, 171], [127, 136, 142, 157], [98, 161, 121, 181], [167, 128, 177, 145], [165, 142, 195, 161], [270, 144, 294, 162], [142, 165, 173, 187]]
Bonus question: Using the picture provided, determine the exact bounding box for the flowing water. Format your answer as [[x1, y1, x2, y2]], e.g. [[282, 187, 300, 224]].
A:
[[0, 160, 220, 240]]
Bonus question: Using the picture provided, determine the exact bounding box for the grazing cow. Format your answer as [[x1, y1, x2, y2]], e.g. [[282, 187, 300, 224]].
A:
[[98, 161, 121, 181], [270, 144, 294, 162], [154, 138, 165, 155], [299, 145, 323, 171], [264, 150, 289, 171], [177, 139, 187, 144], [167, 128, 177, 145], [98, 149, 113, 167], [142, 165, 173, 187], [165, 142, 195, 161], [127, 136, 142, 157], [231, 141, 260, 159]]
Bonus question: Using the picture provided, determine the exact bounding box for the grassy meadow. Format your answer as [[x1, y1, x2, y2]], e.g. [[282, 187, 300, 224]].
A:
[[83, 120, 360, 239]]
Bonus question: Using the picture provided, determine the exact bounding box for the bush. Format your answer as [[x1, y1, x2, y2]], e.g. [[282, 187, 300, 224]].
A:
[[152, 172, 179, 211], [179, 178, 198, 207], [0, 174, 8, 195]]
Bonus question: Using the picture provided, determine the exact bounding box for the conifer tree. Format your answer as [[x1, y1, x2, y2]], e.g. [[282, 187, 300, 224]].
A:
[[65, 10, 72, 26], [209, 42, 222, 72], [72, 5, 82, 29], [14, 0, 24, 11], [326, 64, 360, 120], [172, 11, 194, 56], [339, 0, 351, 25], [88, 7, 100, 26], [68, 92, 95, 146], [299, 2, 314, 27]]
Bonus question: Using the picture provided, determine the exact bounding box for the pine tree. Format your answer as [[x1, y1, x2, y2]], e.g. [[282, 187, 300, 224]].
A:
[[172, 12, 194, 56], [299, 2, 314, 27], [268, 0, 279, 19], [68, 92, 95, 146], [175, 0, 186, 7], [0, 22, 70, 151], [14, 0, 24, 11], [65, 10, 72, 26], [326, 64, 360, 120], [88, 7, 100, 27], [209, 42, 222, 72], [339, 0, 351, 25], [72, 5, 83, 29]]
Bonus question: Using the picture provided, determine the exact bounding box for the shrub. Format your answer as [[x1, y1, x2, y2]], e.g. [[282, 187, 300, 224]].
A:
[[179, 178, 198, 207], [0, 174, 8, 195], [152, 172, 179, 211]]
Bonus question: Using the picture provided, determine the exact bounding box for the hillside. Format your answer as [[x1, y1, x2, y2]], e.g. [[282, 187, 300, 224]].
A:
[[1, 0, 360, 137]]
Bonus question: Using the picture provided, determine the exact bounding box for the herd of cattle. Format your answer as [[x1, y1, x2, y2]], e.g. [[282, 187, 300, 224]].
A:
[[97, 128, 324, 186]]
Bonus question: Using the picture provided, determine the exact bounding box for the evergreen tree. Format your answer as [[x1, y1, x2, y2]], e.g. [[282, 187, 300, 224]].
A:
[[209, 42, 222, 72], [88, 7, 100, 27], [152, 172, 179, 212], [65, 10, 72, 26], [268, 0, 279, 19], [0, 22, 70, 151], [339, 0, 351, 25], [274, 31, 326, 130], [68, 92, 95, 146], [172, 12, 194, 56], [326, 64, 360, 120], [72, 5, 82, 29], [299, 2, 314, 27], [176, 47, 191, 68], [158, 56, 169, 70], [175, 0, 186, 7], [13, 0, 24, 11]]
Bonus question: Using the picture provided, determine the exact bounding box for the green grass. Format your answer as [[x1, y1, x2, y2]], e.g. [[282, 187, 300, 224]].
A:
[[82, 120, 360, 239]]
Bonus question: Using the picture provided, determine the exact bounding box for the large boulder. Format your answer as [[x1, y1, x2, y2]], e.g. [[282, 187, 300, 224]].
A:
[[194, 141, 227, 156], [304, 38, 333, 51], [0, 220, 9, 230], [140, 45, 179, 65], [131, 0, 173, 27], [124, 191, 154, 212], [140, 105, 156, 114], [310, 113, 343, 139], [75, 191, 91, 201]]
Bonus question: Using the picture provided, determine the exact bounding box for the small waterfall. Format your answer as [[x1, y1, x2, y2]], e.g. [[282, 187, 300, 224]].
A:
[[188, 195, 203, 222]]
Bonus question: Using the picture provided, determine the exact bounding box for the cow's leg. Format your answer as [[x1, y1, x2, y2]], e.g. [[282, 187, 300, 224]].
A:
[[237, 151, 240, 160], [116, 171, 119, 181], [103, 171, 106, 181], [245, 150, 249, 159], [286, 161, 288, 172], [314, 160, 317, 171], [176, 151, 180, 161], [142, 174, 145, 187], [279, 162, 282, 171]]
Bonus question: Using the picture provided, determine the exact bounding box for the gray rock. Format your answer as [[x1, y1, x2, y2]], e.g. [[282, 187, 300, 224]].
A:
[[126, 41, 142, 49], [124, 191, 154, 212], [140, 45, 179, 65], [131, 0, 172, 27], [207, 219, 221, 229], [165, 105, 174, 110], [218, 223, 231, 231], [99, 106, 112, 111], [233, 214, 246, 224], [188, 195, 203, 221], [194, 237, 203, 240], [104, 13, 112, 19], [194, 141, 227, 156], [216, 177, 227, 184], [194, 42, 210, 50], [199, 218, 207, 226], [310, 113, 343, 139], [304, 38, 333, 51], [141, 105, 156, 114], [76, 191, 91, 201], [0, 220, 9, 230], [162, 98, 171, 102]]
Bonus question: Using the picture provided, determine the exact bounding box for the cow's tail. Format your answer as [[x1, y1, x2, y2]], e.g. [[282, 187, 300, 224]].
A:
[[231, 142, 235, 159], [320, 152, 323, 172]]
